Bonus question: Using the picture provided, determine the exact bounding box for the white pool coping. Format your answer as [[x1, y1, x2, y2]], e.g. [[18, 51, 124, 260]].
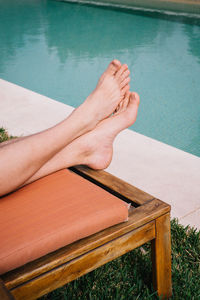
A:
[[65, 0, 200, 15], [0, 79, 200, 230]]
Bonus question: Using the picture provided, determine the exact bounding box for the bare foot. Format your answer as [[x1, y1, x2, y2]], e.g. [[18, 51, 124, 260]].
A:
[[73, 60, 131, 131], [23, 92, 139, 185], [78, 91, 140, 169]]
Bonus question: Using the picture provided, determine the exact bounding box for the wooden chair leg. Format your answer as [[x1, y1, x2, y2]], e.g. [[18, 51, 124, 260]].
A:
[[151, 213, 172, 299]]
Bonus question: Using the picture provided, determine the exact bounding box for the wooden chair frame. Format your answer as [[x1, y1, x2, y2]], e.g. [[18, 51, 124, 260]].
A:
[[0, 166, 172, 299]]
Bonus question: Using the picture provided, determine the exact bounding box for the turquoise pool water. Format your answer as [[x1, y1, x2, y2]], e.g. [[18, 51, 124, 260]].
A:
[[0, 0, 200, 156]]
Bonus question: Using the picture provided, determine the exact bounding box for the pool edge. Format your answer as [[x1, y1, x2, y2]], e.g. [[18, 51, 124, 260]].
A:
[[0, 78, 200, 230]]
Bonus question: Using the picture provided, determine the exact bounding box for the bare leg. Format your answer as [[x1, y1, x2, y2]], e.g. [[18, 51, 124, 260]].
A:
[[0, 60, 130, 196], [24, 92, 140, 185], [0, 136, 25, 147]]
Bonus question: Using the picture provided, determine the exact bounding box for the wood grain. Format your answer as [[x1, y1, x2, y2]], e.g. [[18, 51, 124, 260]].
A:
[[0, 279, 15, 300], [10, 222, 155, 300], [71, 166, 154, 205], [151, 213, 172, 299], [1, 168, 171, 300]]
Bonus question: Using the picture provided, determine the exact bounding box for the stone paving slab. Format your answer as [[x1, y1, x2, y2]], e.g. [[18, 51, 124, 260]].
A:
[[0, 79, 73, 136], [1, 79, 200, 229], [107, 130, 200, 223], [179, 208, 200, 229]]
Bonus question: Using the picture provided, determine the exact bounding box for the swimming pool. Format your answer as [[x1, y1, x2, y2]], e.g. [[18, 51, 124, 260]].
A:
[[0, 0, 200, 156]]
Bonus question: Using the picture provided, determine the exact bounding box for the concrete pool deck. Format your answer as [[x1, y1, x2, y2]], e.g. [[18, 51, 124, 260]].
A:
[[0, 78, 200, 230], [67, 0, 200, 15]]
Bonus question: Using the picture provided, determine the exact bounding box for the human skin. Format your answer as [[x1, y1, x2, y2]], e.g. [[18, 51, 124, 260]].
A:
[[23, 91, 140, 186], [0, 60, 131, 196]]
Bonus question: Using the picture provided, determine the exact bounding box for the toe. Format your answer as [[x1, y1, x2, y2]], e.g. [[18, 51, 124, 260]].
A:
[[121, 69, 130, 81], [120, 84, 130, 97], [115, 64, 128, 80], [121, 91, 130, 111], [120, 76, 130, 89], [118, 68, 130, 85], [123, 92, 140, 127], [130, 92, 140, 106], [114, 91, 129, 115], [106, 59, 121, 76], [112, 59, 122, 68]]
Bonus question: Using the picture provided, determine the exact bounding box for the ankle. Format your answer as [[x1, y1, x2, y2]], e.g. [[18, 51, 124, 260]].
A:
[[67, 105, 96, 138]]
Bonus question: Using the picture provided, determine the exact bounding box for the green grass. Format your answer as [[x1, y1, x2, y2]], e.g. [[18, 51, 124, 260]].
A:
[[1, 128, 199, 299], [0, 128, 16, 143]]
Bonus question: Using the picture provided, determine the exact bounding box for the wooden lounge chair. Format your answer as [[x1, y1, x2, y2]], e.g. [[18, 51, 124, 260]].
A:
[[0, 166, 172, 299]]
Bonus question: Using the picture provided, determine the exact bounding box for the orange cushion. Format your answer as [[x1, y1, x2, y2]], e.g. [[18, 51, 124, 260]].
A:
[[0, 169, 129, 274]]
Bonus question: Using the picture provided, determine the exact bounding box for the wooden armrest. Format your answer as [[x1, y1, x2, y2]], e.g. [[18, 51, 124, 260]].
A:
[[71, 166, 154, 205], [0, 279, 15, 300]]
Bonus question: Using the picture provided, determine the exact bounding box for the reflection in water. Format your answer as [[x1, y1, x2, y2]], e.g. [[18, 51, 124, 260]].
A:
[[44, 1, 160, 62], [0, 0, 44, 73], [0, 0, 199, 156], [184, 24, 200, 63]]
